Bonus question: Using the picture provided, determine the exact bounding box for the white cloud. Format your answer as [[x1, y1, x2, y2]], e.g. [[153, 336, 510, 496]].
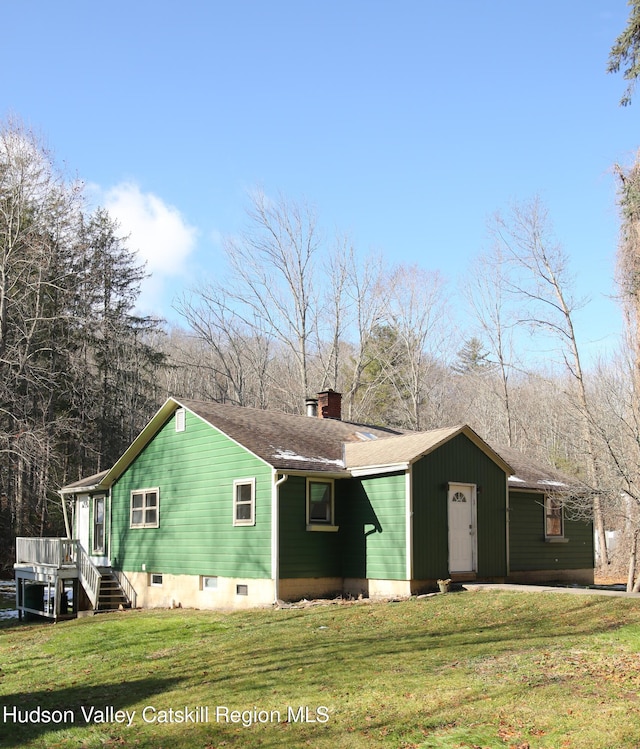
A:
[[102, 182, 198, 316], [104, 182, 197, 275]]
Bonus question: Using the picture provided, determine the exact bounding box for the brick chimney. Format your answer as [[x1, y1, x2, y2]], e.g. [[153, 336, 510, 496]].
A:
[[317, 389, 342, 420]]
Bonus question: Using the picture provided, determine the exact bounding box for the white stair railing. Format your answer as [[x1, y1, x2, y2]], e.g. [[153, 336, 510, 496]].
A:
[[76, 543, 102, 610], [113, 570, 137, 609]]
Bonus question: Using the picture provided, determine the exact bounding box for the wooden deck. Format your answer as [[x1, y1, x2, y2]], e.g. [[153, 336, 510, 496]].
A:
[[14, 538, 121, 620]]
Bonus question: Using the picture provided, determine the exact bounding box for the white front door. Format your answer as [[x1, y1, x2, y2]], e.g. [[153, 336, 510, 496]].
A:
[[448, 483, 477, 573], [77, 496, 90, 551]]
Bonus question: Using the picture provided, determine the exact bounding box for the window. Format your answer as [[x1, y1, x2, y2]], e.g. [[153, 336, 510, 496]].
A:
[[233, 478, 255, 526], [201, 576, 218, 590], [150, 573, 163, 586], [175, 407, 186, 432], [92, 496, 105, 554], [306, 479, 336, 529], [545, 496, 564, 538], [130, 488, 160, 528]]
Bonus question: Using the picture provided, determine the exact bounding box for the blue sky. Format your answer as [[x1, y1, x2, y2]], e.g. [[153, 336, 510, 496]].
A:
[[2, 1, 638, 364]]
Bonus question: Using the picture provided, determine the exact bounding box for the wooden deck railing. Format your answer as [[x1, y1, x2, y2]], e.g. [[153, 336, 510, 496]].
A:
[[15, 537, 102, 610], [16, 537, 77, 567]]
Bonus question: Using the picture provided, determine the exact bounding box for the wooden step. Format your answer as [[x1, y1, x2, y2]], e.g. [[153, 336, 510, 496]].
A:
[[97, 571, 132, 611]]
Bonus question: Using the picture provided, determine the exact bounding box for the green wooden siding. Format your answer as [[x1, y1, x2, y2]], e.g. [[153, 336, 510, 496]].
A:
[[110, 409, 273, 578], [412, 434, 508, 579], [278, 476, 343, 578], [340, 473, 407, 580], [509, 491, 594, 571]]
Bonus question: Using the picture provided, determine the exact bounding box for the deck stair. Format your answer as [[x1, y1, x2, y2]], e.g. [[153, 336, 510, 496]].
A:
[[97, 570, 132, 611]]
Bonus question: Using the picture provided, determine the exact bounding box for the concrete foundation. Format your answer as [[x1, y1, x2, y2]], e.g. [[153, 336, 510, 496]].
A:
[[124, 571, 276, 610]]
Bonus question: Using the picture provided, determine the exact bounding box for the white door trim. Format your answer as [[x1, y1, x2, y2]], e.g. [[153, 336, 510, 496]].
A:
[[77, 495, 90, 551]]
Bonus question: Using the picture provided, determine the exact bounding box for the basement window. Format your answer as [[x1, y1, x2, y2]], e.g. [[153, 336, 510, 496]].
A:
[[201, 576, 218, 590], [149, 573, 163, 587]]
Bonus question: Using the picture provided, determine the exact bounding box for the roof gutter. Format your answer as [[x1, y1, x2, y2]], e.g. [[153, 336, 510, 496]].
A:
[[349, 463, 410, 477], [59, 482, 108, 496]]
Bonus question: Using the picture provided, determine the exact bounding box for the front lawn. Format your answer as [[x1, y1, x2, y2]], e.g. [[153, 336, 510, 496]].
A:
[[2, 590, 640, 748]]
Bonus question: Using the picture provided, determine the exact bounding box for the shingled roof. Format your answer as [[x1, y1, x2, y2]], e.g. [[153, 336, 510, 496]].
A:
[[496, 444, 583, 492], [59, 397, 578, 492], [59, 469, 110, 493], [180, 398, 402, 473], [344, 424, 513, 474]]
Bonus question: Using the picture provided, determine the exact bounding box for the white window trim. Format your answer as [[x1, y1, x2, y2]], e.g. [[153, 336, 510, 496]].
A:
[[149, 573, 163, 587], [233, 478, 256, 526], [130, 488, 160, 529], [92, 495, 106, 554], [200, 575, 218, 591], [306, 477, 338, 531]]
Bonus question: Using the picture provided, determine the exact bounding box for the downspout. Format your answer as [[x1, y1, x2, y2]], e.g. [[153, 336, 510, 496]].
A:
[[107, 486, 112, 566], [505, 474, 511, 579], [272, 472, 288, 605], [406, 468, 413, 585]]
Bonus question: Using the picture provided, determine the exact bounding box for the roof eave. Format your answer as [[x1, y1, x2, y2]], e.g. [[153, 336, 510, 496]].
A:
[[274, 468, 350, 479], [60, 482, 108, 496], [350, 462, 410, 477], [99, 397, 182, 488]]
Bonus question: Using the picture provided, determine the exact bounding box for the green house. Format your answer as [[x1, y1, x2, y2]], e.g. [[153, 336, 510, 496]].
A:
[[14, 391, 594, 617]]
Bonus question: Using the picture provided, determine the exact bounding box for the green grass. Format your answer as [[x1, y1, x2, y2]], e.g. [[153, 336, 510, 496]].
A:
[[2, 590, 640, 748]]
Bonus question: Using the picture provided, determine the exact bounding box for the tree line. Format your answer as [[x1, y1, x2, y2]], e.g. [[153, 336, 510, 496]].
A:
[[4, 12, 640, 588], [0, 121, 165, 567], [168, 188, 639, 585]]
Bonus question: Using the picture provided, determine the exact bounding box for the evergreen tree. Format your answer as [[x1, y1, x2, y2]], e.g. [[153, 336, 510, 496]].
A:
[[452, 337, 494, 375], [0, 122, 166, 568], [608, 0, 640, 106]]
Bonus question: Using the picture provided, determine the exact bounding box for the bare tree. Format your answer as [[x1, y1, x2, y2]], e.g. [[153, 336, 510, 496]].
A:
[[0, 121, 166, 567], [489, 196, 609, 565], [221, 190, 321, 405], [313, 236, 352, 393], [0, 121, 82, 538], [378, 264, 451, 430], [462, 247, 520, 446], [333, 249, 386, 422], [614, 154, 640, 419], [175, 286, 272, 407]]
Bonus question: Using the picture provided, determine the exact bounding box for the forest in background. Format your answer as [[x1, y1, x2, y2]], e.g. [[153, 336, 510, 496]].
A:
[[2, 113, 640, 585]]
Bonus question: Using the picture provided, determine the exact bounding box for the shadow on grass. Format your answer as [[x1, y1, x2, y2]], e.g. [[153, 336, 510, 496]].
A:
[[0, 677, 180, 748], [197, 594, 640, 696]]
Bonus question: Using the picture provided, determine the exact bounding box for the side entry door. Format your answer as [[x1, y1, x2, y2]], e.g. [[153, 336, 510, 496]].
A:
[[447, 483, 477, 573]]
